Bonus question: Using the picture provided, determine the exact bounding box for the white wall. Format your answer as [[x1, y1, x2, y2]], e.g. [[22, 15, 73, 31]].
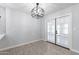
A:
[[0, 7, 41, 49], [0, 7, 6, 34], [72, 4, 79, 52]]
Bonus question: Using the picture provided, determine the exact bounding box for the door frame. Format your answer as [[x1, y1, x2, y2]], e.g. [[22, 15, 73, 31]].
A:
[[47, 13, 72, 49]]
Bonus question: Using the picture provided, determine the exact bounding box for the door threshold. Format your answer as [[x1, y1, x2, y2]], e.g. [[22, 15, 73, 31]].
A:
[[46, 41, 70, 50]]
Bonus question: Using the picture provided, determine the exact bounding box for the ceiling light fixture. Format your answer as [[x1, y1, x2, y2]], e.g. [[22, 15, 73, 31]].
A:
[[31, 3, 45, 19]]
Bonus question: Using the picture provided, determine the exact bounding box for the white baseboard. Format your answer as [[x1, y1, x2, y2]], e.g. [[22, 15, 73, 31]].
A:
[[70, 49, 79, 54], [0, 39, 42, 51], [38, 38, 47, 41], [40, 39, 47, 41]]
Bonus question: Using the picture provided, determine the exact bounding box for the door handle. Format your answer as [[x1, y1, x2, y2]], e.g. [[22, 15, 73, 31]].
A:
[[56, 30, 57, 34]]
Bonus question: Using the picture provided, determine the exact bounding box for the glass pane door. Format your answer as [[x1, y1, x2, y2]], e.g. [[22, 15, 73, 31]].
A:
[[56, 15, 70, 48], [47, 20, 55, 43]]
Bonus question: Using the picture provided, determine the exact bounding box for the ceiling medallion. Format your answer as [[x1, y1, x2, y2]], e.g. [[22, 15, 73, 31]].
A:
[[31, 3, 45, 19]]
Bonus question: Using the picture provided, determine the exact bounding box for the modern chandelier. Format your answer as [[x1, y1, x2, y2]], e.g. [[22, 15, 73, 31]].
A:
[[31, 3, 45, 19]]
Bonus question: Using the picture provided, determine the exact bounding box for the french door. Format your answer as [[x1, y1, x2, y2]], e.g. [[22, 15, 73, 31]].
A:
[[48, 20, 55, 43], [47, 15, 71, 48]]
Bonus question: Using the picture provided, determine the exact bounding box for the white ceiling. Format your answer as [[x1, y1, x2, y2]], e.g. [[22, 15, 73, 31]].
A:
[[0, 3, 77, 15]]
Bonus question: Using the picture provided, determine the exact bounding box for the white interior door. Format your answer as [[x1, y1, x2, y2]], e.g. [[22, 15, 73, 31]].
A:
[[47, 20, 55, 43], [56, 15, 71, 48]]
